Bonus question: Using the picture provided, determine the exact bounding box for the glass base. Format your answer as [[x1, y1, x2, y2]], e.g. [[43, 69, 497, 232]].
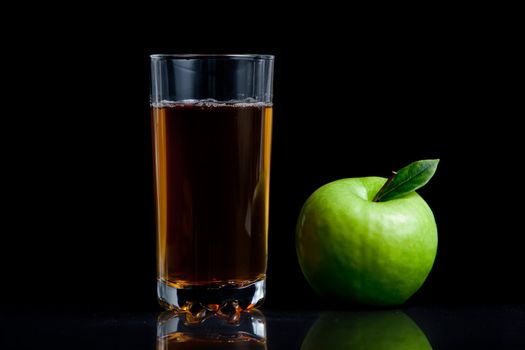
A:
[[158, 278, 266, 313]]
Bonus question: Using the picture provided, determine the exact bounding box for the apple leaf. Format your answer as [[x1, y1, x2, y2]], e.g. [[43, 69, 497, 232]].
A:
[[373, 159, 440, 202]]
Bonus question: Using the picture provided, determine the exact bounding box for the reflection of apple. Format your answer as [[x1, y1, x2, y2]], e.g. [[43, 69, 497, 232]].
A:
[[296, 177, 437, 305], [301, 311, 432, 350]]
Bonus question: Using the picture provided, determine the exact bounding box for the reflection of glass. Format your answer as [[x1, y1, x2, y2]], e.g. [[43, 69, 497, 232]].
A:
[[301, 311, 432, 350], [157, 310, 267, 349]]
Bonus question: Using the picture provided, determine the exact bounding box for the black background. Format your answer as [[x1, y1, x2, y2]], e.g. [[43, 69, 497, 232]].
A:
[[2, 8, 522, 312]]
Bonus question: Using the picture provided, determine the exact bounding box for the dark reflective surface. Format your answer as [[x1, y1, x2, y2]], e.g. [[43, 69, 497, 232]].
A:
[[1, 306, 524, 349]]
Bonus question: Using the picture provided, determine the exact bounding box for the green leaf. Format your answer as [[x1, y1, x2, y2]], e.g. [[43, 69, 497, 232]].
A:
[[373, 159, 440, 202]]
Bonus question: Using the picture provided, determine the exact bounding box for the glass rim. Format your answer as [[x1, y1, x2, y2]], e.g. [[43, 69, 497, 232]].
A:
[[150, 53, 274, 60]]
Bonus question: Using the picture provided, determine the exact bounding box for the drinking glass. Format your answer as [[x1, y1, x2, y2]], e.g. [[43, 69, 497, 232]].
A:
[[150, 54, 274, 312]]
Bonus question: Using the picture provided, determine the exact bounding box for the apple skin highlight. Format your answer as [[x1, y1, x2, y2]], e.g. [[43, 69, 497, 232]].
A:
[[296, 177, 438, 306]]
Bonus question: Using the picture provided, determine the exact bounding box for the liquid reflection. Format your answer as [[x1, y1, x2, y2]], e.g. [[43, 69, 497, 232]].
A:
[[157, 310, 267, 350], [301, 311, 432, 350]]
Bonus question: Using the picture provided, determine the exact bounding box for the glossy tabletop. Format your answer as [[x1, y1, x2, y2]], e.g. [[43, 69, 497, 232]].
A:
[[1, 306, 524, 349]]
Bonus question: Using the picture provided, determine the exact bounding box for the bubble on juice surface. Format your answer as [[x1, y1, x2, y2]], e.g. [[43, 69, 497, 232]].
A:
[[153, 98, 271, 108]]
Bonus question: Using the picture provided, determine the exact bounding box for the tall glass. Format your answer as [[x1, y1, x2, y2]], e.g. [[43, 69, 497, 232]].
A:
[[150, 54, 274, 312]]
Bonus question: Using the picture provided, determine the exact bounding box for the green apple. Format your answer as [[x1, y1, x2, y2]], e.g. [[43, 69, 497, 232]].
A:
[[301, 311, 433, 350], [296, 160, 438, 306]]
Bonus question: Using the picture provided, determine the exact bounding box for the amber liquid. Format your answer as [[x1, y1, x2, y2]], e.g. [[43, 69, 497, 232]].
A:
[[152, 102, 272, 289], [158, 334, 266, 350]]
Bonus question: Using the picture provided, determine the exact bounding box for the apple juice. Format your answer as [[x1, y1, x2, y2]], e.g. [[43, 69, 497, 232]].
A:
[[152, 102, 272, 291]]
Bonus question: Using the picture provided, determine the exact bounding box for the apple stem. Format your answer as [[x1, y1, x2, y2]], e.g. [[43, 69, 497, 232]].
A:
[[373, 171, 398, 202]]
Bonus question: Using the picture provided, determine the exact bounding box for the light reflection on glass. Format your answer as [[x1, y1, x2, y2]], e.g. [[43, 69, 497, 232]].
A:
[[157, 310, 267, 350]]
